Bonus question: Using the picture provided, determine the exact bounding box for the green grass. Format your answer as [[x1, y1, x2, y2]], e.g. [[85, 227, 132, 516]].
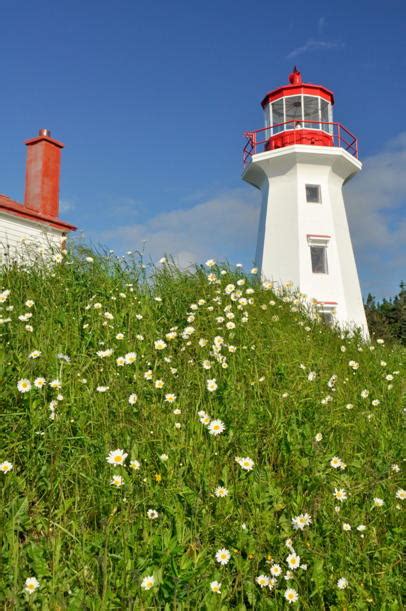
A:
[[0, 249, 404, 609]]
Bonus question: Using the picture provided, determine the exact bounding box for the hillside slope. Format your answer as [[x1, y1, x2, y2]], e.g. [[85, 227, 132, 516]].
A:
[[0, 251, 404, 608]]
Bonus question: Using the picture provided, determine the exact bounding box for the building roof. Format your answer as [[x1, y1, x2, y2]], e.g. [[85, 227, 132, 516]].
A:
[[0, 194, 77, 232]]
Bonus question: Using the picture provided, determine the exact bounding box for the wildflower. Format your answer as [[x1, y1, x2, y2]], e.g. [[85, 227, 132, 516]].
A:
[[396, 489, 406, 500], [154, 339, 167, 350], [164, 393, 176, 403], [315, 433, 323, 442], [49, 379, 62, 389], [128, 393, 138, 405], [391, 464, 400, 473], [214, 486, 229, 497], [284, 570, 294, 581], [202, 360, 212, 370], [130, 459, 141, 470], [116, 333, 124, 340], [34, 377, 46, 389], [286, 553, 300, 570], [270, 563, 282, 576], [96, 386, 109, 392], [210, 580, 221, 593], [206, 259, 216, 267], [342, 523, 352, 531], [268, 577, 277, 590], [371, 399, 380, 406], [116, 356, 125, 366], [104, 311, 114, 320], [207, 378, 218, 392], [348, 360, 359, 370], [0, 461, 13, 474], [307, 371, 317, 381], [17, 379, 31, 393], [215, 548, 231, 565], [106, 449, 128, 466], [0, 289, 11, 303], [337, 577, 348, 590], [141, 575, 155, 590], [284, 588, 299, 603], [357, 524, 366, 532], [236, 456, 255, 471], [147, 509, 159, 520], [208, 419, 225, 436], [174, 422, 181, 429], [124, 352, 137, 364], [333, 488, 347, 502], [330, 456, 346, 470], [256, 575, 269, 588], [373, 497, 384, 507], [58, 353, 71, 363], [28, 350, 41, 359], [85, 256, 94, 263], [24, 577, 40, 594], [361, 389, 369, 399], [111, 475, 124, 487], [292, 513, 312, 530], [25, 324, 33, 332], [97, 349, 114, 358]]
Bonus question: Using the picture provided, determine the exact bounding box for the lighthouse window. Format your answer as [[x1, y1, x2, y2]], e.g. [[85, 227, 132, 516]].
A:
[[320, 99, 332, 133], [310, 245, 328, 274], [271, 99, 284, 134], [306, 184, 322, 203], [303, 96, 320, 129], [285, 96, 302, 130]]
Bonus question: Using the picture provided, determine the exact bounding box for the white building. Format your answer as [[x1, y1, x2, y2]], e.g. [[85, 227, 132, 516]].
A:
[[0, 129, 76, 264], [242, 68, 368, 336]]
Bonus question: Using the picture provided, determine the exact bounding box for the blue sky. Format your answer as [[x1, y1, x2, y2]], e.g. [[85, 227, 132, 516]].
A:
[[0, 0, 405, 299]]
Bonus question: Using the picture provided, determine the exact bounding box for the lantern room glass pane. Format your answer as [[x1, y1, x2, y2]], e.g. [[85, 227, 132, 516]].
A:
[[304, 96, 320, 129], [271, 99, 284, 134], [320, 99, 332, 133], [285, 96, 302, 130]]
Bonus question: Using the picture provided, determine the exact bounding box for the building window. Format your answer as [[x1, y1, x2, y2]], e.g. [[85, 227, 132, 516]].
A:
[[320, 311, 334, 325], [318, 304, 336, 326], [306, 184, 321, 203], [310, 245, 328, 274]]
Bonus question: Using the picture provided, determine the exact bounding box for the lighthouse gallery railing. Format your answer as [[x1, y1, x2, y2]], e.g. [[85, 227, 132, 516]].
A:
[[243, 120, 358, 166]]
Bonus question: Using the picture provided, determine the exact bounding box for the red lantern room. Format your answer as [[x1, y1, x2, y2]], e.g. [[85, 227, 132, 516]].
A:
[[243, 68, 358, 165]]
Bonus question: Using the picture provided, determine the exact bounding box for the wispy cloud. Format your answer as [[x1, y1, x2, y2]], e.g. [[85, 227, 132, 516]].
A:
[[287, 38, 344, 59], [317, 16, 326, 36], [345, 132, 406, 297], [95, 189, 260, 267]]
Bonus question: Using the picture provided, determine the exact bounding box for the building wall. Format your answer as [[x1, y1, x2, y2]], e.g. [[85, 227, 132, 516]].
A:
[[0, 213, 64, 265]]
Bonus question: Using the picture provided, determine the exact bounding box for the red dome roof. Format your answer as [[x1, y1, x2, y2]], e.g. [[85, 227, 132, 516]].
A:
[[261, 67, 334, 108]]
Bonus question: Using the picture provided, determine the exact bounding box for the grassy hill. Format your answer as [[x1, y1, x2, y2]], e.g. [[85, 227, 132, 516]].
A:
[[0, 250, 404, 609]]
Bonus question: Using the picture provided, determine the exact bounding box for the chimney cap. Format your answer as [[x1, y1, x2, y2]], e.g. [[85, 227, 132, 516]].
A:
[[38, 128, 52, 137]]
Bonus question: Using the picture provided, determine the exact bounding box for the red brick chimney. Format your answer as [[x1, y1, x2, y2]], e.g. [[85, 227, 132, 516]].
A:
[[24, 129, 64, 218]]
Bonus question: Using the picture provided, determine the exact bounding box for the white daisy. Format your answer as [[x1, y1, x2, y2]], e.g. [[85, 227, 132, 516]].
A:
[[215, 548, 231, 565]]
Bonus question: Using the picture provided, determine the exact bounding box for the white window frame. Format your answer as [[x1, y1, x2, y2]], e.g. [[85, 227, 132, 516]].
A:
[[307, 235, 330, 274], [317, 302, 337, 326]]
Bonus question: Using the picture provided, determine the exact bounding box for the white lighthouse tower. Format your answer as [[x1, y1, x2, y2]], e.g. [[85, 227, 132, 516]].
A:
[[242, 67, 368, 336]]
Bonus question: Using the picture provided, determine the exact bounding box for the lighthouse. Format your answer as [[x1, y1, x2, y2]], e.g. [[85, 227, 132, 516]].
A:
[[242, 67, 368, 337]]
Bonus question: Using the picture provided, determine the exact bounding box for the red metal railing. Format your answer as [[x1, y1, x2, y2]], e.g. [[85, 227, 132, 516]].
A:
[[243, 120, 358, 165]]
